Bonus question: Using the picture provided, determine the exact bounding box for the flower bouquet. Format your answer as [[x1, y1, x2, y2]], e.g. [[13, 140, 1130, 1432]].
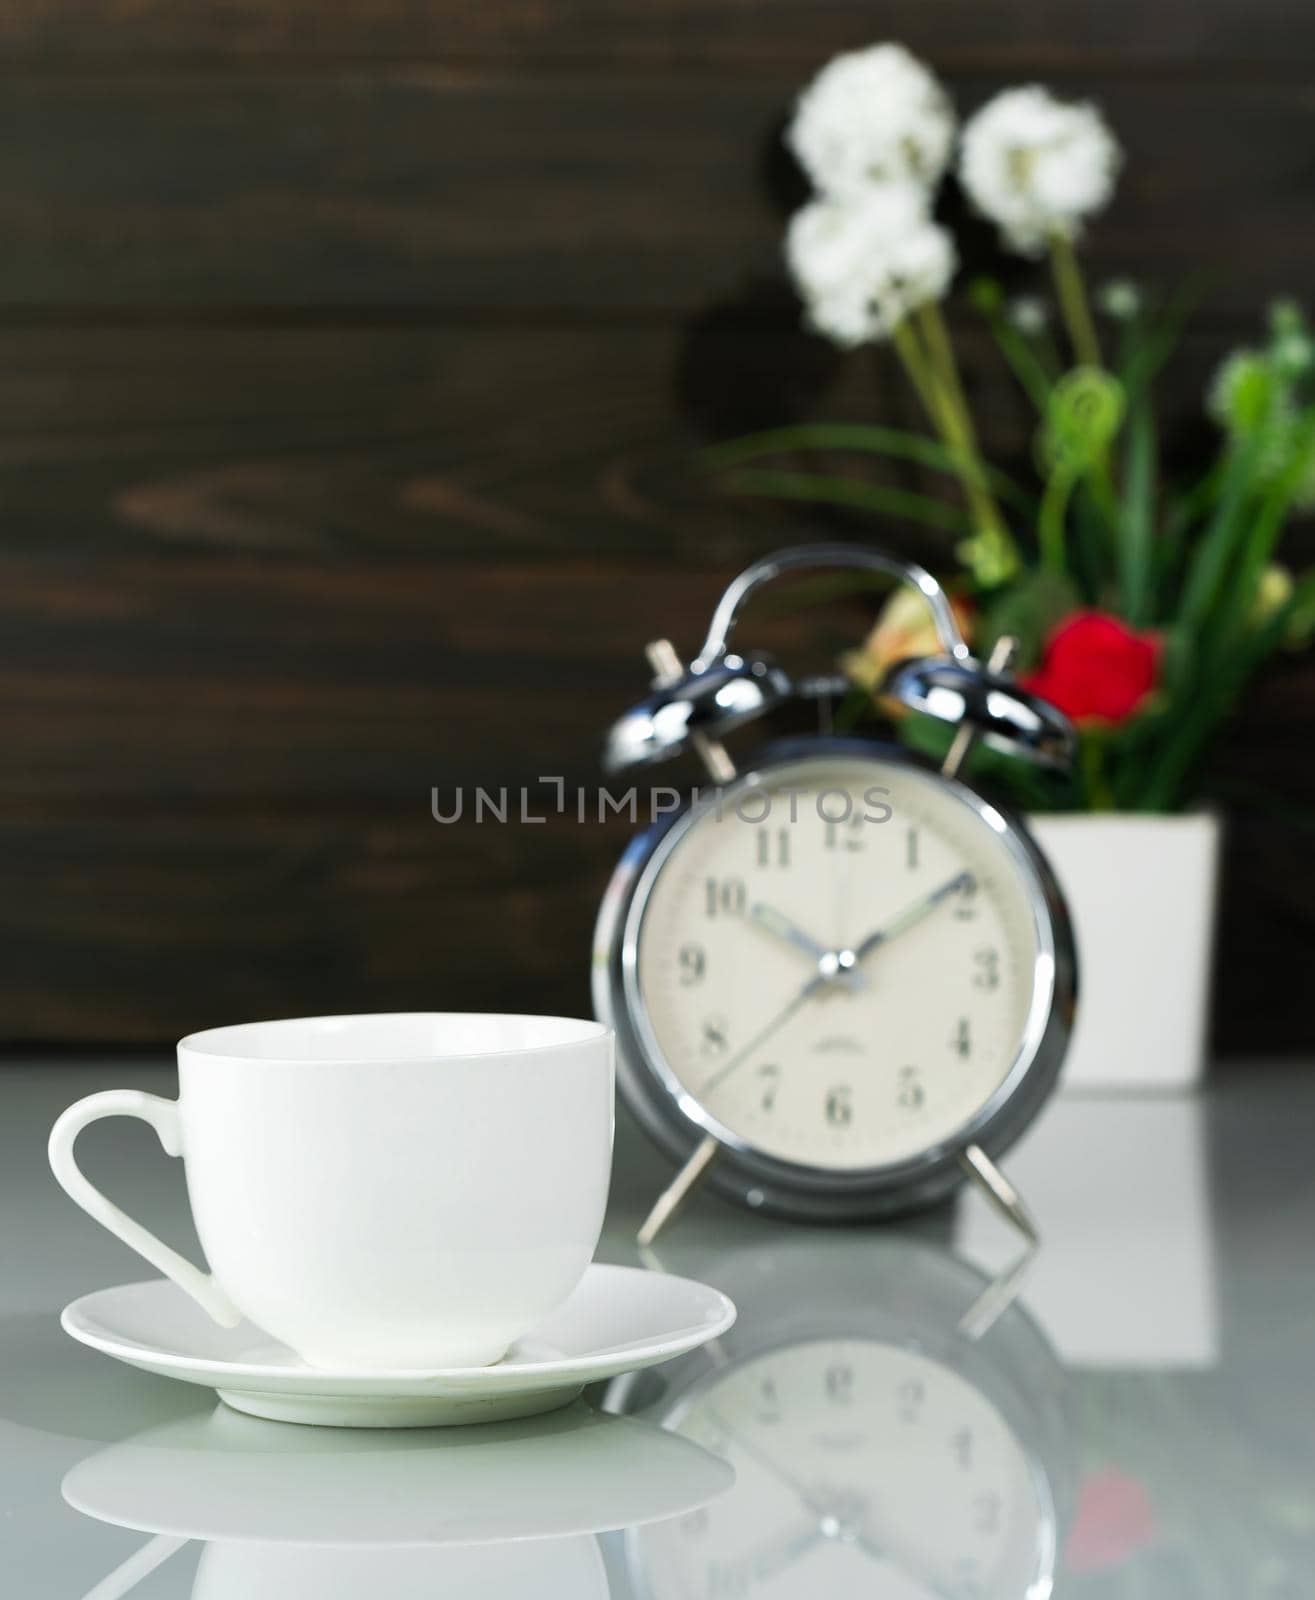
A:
[[708, 45, 1315, 1084], [710, 44, 1315, 816]]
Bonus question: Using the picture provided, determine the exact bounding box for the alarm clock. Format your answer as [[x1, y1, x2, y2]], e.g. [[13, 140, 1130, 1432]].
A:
[[608, 1235, 1074, 1600], [592, 544, 1078, 1241]]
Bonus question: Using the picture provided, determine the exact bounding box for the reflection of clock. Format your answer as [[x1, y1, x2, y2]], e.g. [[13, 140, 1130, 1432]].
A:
[[611, 1238, 1072, 1600], [637, 1339, 1046, 1599]]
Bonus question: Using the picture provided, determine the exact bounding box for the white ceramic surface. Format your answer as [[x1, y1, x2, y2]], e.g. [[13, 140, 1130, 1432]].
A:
[[60, 1265, 737, 1428], [1028, 812, 1220, 1089], [49, 1013, 614, 1369]]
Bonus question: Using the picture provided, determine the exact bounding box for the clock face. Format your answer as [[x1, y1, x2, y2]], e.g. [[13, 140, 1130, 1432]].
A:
[[633, 1337, 1051, 1599], [628, 754, 1048, 1172]]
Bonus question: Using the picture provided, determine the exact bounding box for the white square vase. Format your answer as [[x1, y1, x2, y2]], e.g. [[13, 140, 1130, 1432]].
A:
[[1026, 811, 1221, 1091]]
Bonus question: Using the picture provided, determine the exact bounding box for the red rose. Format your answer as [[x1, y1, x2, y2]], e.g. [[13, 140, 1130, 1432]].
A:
[[1023, 610, 1161, 725]]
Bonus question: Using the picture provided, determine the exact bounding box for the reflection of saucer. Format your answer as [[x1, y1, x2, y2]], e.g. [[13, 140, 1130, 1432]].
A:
[[61, 1266, 735, 1427], [64, 1401, 735, 1547]]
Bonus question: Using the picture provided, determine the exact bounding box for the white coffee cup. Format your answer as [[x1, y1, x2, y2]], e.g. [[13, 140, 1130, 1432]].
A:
[[49, 1013, 614, 1370]]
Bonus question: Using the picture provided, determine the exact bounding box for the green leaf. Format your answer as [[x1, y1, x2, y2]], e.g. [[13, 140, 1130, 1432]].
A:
[[979, 569, 1081, 669], [719, 469, 975, 537], [1121, 393, 1157, 625], [1173, 431, 1265, 649], [704, 424, 1034, 512], [1118, 283, 1196, 406], [1135, 563, 1315, 810]]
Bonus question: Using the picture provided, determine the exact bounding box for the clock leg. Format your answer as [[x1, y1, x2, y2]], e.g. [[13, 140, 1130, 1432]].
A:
[[957, 1240, 1039, 1341], [960, 1142, 1041, 1247], [637, 1133, 721, 1246]]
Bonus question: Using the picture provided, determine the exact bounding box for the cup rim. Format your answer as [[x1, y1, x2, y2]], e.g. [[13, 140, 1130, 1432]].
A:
[[178, 1012, 611, 1066]]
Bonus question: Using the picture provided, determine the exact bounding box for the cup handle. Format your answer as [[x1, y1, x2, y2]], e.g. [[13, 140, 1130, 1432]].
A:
[[49, 1091, 240, 1327]]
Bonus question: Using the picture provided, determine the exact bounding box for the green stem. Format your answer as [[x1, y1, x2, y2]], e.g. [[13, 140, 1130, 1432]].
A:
[[1049, 231, 1103, 369], [1038, 467, 1077, 572], [890, 317, 944, 427], [980, 308, 1054, 413], [918, 301, 983, 454], [893, 313, 1017, 570], [1080, 734, 1115, 811]]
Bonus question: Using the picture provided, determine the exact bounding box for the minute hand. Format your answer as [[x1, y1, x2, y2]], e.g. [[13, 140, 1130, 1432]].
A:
[[851, 871, 971, 964]]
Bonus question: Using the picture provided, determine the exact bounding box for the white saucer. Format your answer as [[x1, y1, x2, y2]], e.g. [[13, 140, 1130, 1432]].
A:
[[61, 1265, 735, 1428]]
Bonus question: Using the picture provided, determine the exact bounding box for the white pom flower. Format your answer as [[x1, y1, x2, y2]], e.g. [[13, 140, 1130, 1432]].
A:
[[1007, 295, 1049, 334], [786, 188, 957, 348], [787, 44, 956, 198], [1098, 278, 1142, 321], [959, 86, 1122, 255]]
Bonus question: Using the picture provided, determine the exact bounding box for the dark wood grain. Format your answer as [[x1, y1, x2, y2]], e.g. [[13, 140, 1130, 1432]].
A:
[[0, 75, 1313, 314], [2, 2, 1314, 1053], [0, 811, 626, 1044], [4, 0, 1313, 69], [0, 806, 1306, 1051]]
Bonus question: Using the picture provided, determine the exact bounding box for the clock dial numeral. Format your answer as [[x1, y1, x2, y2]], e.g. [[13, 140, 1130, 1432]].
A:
[[704, 876, 746, 918], [974, 1490, 1003, 1534], [757, 1375, 781, 1422], [678, 943, 706, 986], [954, 872, 979, 918], [700, 1014, 729, 1055], [755, 827, 790, 869], [897, 1065, 925, 1110], [953, 1425, 975, 1469], [824, 815, 864, 852], [825, 1084, 853, 1127], [906, 826, 919, 870], [898, 1377, 925, 1422], [973, 946, 1000, 990], [951, 1016, 972, 1058], [825, 1361, 854, 1404], [756, 1063, 781, 1111]]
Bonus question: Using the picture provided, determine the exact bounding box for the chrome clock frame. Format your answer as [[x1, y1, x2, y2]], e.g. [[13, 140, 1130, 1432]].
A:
[[592, 736, 1078, 1223]]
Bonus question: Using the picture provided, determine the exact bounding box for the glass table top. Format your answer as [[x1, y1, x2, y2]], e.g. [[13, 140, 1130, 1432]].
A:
[[1, 1061, 1311, 1598]]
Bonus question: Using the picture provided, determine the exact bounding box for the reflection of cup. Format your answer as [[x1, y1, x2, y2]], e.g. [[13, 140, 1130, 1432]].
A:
[[66, 1401, 733, 1600], [193, 1542, 603, 1600], [50, 1014, 614, 1369]]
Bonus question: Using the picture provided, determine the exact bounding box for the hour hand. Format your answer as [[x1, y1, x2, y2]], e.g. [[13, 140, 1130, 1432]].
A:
[[750, 903, 867, 990]]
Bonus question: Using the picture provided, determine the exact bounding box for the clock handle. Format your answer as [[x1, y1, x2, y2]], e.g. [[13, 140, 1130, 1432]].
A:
[[693, 544, 972, 672]]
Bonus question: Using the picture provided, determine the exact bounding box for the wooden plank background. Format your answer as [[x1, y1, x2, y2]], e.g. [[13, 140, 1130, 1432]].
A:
[[1, 1, 1313, 1052]]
